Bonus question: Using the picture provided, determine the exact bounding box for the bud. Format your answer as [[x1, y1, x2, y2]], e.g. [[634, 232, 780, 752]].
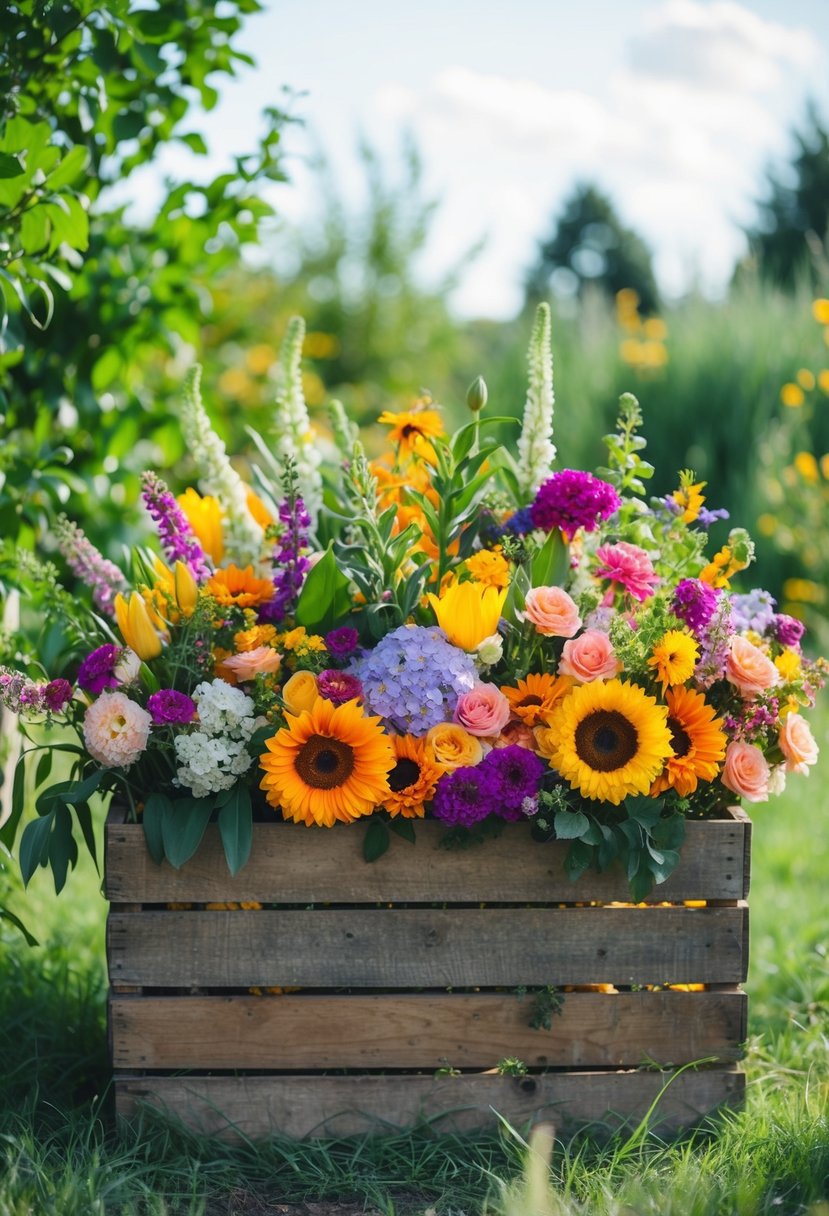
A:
[[116, 592, 163, 661], [476, 633, 504, 666], [114, 648, 141, 685], [174, 561, 198, 616], [466, 375, 488, 413]]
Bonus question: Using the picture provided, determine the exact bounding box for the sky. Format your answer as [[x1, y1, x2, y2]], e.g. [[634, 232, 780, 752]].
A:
[[136, 0, 829, 318]]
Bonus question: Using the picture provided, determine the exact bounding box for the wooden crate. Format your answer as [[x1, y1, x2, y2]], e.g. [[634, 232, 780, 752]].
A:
[[106, 807, 750, 1139]]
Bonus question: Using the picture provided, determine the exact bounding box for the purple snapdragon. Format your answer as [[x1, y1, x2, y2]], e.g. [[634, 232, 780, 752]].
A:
[[141, 472, 212, 583]]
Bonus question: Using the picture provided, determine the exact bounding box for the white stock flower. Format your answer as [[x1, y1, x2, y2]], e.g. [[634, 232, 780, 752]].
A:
[[516, 302, 557, 498]]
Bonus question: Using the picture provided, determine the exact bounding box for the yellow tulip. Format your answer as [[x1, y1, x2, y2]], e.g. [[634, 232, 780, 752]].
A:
[[174, 561, 198, 616], [115, 591, 163, 661], [427, 580, 507, 651], [178, 488, 224, 565]]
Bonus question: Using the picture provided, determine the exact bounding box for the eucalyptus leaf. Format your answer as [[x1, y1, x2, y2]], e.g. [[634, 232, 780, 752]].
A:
[[554, 809, 589, 840]]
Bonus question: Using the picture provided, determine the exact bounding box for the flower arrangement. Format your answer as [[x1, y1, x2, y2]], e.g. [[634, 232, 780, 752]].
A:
[[4, 308, 825, 900]]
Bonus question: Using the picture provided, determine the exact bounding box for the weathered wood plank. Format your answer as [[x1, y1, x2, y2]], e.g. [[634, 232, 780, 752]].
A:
[[110, 988, 746, 1070], [107, 905, 748, 988], [104, 813, 750, 904], [114, 1067, 744, 1139]]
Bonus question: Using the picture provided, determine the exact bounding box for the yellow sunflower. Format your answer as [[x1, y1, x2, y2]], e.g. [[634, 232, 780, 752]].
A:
[[501, 672, 574, 727], [647, 630, 699, 691], [650, 686, 727, 797], [259, 698, 394, 827], [543, 679, 672, 805], [382, 735, 445, 819], [205, 564, 275, 608]]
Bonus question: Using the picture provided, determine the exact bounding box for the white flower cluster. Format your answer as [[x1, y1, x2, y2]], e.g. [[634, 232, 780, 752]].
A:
[[516, 301, 557, 498], [173, 679, 258, 799]]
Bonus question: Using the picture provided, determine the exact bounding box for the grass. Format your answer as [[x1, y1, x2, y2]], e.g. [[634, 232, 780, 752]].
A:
[[1, 712, 828, 1214]]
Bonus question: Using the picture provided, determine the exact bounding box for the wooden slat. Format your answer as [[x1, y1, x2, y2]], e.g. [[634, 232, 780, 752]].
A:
[[107, 905, 748, 988], [110, 988, 746, 1070], [115, 1067, 744, 1139], [104, 812, 750, 904]]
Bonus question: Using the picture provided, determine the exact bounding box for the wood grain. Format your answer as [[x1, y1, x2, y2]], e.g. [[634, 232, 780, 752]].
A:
[[107, 904, 748, 988], [110, 988, 746, 1070], [114, 1067, 745, 1139], [104, 813, 750, 905]]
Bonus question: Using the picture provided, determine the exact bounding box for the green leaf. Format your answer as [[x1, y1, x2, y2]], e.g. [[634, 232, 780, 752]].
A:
[[625, 795, 664, 828], [48, 804, 78, 895], [628, 863, 655, 903], [0, 153, 23, 178], [73, 801, 99, 873], [648, 848, 681, 886], [388, 818, 416, 844], [142, 793, 170, 866], [531, 528, 569, 588], [217, 786, 252, 877], [19, 811, 55, 887], [161, 797, 215, 870], [295, 546, 352, 634], [554, 809, 589, 839], [564, 838, 594, 882], [0, 906, 39, 947], [0, 756, 27, 849], [363, 818, 389, 863], [43, 144, 89, 190], [34, 750, 52, 789]]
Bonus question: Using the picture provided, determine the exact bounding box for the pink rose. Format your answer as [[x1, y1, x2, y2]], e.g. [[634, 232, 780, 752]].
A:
[[778, 712, 819, 775], [726, 636, 779, 699], [521, 586, 582, 638], [721, 740, 770, 802], [559, 630, 621, 683], [221, 646, 282, 683], [454, 683, 512, 737]]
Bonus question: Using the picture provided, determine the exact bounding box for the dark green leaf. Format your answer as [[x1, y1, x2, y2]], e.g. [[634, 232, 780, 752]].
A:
[[628, 864, 655, 903], [564, 838, 594, 882], [388, 818, 416, 844], [0, 756, 27, 849], [48, 804, 78, 894], [0, 153, 23, 178], [363, 818, 389, 863], [217, 786, 252, 877], [73, 801, 99, 872], [295, 546, 352, 633], [35, 750, 52, 789], [19, 811, 55, 887], [0, 906, 39, 946], [531, 528, 568, 589], [142, 793, 170, 866], [625, 796, 664, 828], [649, 848, 681, 886], [161, 797, 215, 870], [554, 809, 589, 840]]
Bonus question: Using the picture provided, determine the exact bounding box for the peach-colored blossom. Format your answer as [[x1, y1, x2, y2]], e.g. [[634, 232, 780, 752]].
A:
[[521, 586, 582, 638], [778, 712, 819, 775], [559, 630, 621, 682], [282, 670, 319, 716], [453, 683, 512, 737], [425, 722, 483, 769], [721, 740, 770, 802], [83, 691, 151, 768], [221, 646, 282, 684], [726, 635, 780, 699], [491, 720, 537, 750]]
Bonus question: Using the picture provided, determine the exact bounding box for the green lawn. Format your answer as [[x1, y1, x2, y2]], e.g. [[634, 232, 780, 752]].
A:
[[2, 712, 828, 1215]]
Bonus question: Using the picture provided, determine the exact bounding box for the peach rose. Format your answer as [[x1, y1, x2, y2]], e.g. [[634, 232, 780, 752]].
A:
[[778, 712, 819, 775], [491, 720, 537, 750], [282, 670, 319, 716], [425, 722, 484, 770], [558, 630, 621, 682], [453, 683, 512, 737], [721, 740, 770, 802], [221, 646, 282, 684], [521, 586, 582, 637], [726, 635, 780, 699]]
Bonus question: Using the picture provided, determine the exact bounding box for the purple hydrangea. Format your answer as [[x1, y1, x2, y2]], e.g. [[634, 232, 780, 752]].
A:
[[146, 689, 197, 725], [77, 644, 121, 694], [730, 589, 776, 635], [772, 613, 805, 649], [317, 669, 364, 706], [482, 745, 546, 820], [431, 766, 491, 827], [351, 624, 477, 736], [325, 626, 360, 659], [530, 470, 621, 536], [672, 579, 721, 637]]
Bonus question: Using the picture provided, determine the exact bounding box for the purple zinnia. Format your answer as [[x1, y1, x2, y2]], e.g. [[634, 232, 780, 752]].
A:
[[772, 613, 805, 649], [146, 689, 197, 725], [77, 644, 121, 695], [481, 745, 546, 820], [431, 766, 491, 828], [530, 470, 621, 537], [672, 579, 721, 637], [44, 679, 73, 712], [325, 626, 360, 659], [317, 669, 364, 706]]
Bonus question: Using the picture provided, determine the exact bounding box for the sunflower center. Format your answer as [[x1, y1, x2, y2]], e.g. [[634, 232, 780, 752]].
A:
[[519, 695, 543, 707], [668, 718, 691, 758], [388, 758, 421, 792], [401, 424, 422, 439], [574, 710, 639, 772], [295, 734, 355, 790]]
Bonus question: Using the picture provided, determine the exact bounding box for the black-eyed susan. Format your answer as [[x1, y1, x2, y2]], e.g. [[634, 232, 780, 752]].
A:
[[501, 672, 573, 727], [647, 629, 699, 691], [377, 406, 445, 455], [650, 685, 727, 797], [259, 697, 394, 827], [382, 734, 445, 818], [542, 679, 672, 805]]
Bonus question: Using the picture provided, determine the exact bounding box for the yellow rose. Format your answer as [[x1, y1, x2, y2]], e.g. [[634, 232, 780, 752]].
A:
[[425, 722, 483, 771], [282, 670, 319, 716]]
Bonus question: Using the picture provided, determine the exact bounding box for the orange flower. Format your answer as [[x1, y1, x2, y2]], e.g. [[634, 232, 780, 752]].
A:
[[246, 489, 274, 529], [205, 564, 275, 608], [382, 734, 445, 818], [501, 672, 573, 727], [377, 405, 444, 457]]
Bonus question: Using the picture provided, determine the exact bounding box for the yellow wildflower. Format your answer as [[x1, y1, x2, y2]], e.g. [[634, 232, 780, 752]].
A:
[[812, 298, 829, 325], [780, 383, 805, 408], [465, 549, 510, 591], [818, 370, 829, 395], [796, 368, 815, 391], [672, 477, 706, 524], [794, 451, 819, 483], [280, 627, 308, 651], [234, 624, 278, 653], [648, 630, 699, 691], [775, 650, 802, 682]]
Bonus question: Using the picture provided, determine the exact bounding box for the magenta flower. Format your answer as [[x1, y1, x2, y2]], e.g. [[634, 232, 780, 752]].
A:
[[530, 470, 620, 537], [317, 669, 364, 706], [141, 472, 212, 583], [44, 679, 73, 712], [325, 626, 360, 659], [595, 542, 659, 602], [77, 644, 121, 695], [146, 689, 198, 725], [672, 578, 720, 636]]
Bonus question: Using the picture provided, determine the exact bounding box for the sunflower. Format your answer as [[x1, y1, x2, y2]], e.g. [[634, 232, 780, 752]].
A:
[[650, 686, 727, 797], [205, 564, 275, 608], [259, 697, 394, 827], [543, 679, 672, 805], [382, 734, 445, 818], [377, 406, 445, 457], [501, 672, 573, 727], [647, 629, 699, 691]]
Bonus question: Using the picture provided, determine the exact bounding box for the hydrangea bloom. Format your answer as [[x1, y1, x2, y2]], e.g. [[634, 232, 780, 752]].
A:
[[530, 470, 620, 536], [351, 625, 477, 736], [730, 589, 776, 635]]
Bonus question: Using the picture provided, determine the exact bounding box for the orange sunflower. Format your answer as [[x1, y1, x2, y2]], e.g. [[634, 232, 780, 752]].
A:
[[259, 697, 394, 827], [205, 564, 275, 608], [650, 686, 728, 797], [501, 673, 574, 727], [382, 734, 446, 818]]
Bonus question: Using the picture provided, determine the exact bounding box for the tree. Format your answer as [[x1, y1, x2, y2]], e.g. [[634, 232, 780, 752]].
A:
[[525, 183, 660, 315], [744, 104, 829, 289]]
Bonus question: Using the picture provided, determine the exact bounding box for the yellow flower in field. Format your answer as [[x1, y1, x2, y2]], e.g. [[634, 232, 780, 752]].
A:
[[797, 368, 816, 391], [672, 479, 706, 524], [501, 672, 574, 727], [643, 317, 667, 340], [427, 581, 507, 651], [648, 630, 699, 691], [775, 650, 802, 682], [382, 734, 445, 819], [812, 298, 829, 325], [620, 338, 644, 365], [821, 454, 829, 480], [783, 578, 824, 604], [794, 451, 819, 483], [259, 698, 394, 827], [700, 544, 749, 589], [465, 549, 510, 590], [818, 370, 829, 395], [377, 406, 445, 456], [541, 679, 672, 806], [178, 488, 224, 565], [780, 383, 805, 408], [650, 686, 727, 797]]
